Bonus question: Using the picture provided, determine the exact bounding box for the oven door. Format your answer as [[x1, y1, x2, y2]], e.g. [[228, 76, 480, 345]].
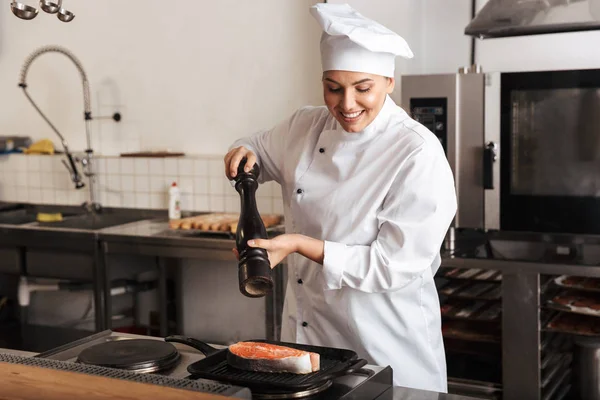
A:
[[485, 72, 501, 232], [499, 69, 600, 235]]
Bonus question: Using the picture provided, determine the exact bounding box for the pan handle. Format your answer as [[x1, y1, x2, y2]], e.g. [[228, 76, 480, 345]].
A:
[[344, 358, 369, 374], [164, 335, 222, 356], [317, 358, 369, 382]]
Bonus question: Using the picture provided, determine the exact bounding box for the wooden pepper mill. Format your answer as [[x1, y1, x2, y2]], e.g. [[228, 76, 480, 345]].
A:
[[234, 158, 273, 298]]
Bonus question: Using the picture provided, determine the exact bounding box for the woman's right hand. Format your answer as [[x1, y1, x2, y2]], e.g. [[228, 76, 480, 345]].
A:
[[223, 146, 257, 179]]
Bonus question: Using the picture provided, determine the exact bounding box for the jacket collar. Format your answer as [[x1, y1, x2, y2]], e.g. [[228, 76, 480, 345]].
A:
[[334, 95, 399, 142]]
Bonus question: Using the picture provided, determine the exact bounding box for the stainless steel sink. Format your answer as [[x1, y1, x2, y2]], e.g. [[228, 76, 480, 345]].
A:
[[0, 201, 24, 213], [35, 213, 145, 230], [0, 205, 149, 230], [0, 208, 81, 226]]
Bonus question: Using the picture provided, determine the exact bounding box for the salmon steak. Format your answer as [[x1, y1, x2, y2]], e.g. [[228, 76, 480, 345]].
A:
[[227, 341, 320, 374]]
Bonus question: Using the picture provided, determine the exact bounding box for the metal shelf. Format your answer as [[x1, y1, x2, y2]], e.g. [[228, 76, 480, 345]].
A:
[[442, 257, 600, 279], [441, 237, 600, 400], [447, 378, 502, 400]]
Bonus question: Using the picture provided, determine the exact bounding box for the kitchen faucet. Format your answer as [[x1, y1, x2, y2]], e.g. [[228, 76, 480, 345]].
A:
[[18, 45, 120, 213]]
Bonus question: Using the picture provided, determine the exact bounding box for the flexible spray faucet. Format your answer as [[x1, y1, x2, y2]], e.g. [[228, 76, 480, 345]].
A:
[[18, 45, 121, 212]]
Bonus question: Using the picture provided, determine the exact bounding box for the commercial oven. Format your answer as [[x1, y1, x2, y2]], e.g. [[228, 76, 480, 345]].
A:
[[402, 68, 600, 238], [403, 69, 600, 400]]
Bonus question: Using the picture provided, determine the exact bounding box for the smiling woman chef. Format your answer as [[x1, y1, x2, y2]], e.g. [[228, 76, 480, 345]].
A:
[[224, 3, 457, 393]]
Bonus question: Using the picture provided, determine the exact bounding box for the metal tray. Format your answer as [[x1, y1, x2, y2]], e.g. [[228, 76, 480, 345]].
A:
[[163, 224, 285, 239], [553, 384, 571, 400], [442, 299, 501, 322], [545, 302, 600, 318], [441, 268, 502, 282], [554, 275, 600, 294], [541, 354, 571, 388], [542, 369, 571, 400], [544, 313, 600, 337], [442, 321, 501, 343], [541, 332, 572, 354], [545, 290, 600, 318], [447, 377, 503, 400]]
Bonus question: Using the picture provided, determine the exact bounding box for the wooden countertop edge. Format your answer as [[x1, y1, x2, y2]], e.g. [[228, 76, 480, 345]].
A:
[[0, 362, 232, 400]]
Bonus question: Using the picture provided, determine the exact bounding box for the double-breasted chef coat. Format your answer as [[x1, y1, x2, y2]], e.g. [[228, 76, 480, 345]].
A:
[[232, 95, 457, 392]]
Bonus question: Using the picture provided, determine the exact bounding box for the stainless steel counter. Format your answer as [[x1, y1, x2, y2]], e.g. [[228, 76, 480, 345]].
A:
[[98, 218, 600, 277], [389, 388, 482, 399], [0, 348, 36, 357], [97, 218, 285, 341], [98, 218, 252, 261]]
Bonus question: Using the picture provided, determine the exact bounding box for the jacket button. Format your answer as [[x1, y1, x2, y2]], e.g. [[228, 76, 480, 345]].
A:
[[296, 188, 303, 194], [297, 279, 303, 284], [319, 148, 325, 153], [302, 321, 308, 327]]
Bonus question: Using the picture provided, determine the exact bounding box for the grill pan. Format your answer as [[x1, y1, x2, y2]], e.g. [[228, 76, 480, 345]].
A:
[[164, 336, 367, 392]]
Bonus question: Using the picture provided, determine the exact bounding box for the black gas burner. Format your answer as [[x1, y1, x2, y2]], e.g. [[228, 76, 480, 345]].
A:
[[77, 339, 180, 373]]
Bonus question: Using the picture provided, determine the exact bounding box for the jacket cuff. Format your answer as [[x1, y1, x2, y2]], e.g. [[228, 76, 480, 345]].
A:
[[322, 241, 346, 290]]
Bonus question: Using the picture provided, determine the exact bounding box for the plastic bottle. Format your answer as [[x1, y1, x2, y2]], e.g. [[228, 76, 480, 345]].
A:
[[168, 182, 181, 220], [0, 136, 32, 154]]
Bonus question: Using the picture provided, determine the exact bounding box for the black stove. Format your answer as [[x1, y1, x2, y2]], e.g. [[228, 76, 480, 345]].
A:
[[34, 330, 394, 399]]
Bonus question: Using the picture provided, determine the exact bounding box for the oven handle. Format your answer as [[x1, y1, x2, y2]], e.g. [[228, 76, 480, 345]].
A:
[[483, 141, 498, 190]]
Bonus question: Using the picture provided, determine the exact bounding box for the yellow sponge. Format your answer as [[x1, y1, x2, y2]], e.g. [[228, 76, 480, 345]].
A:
[[23, 139, 55, 155], [36, 213, 63, 222]]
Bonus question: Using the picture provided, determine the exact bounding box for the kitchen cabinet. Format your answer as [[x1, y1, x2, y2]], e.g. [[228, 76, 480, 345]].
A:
[[26, 250, 94, 280], [0, 248, 21, 275]]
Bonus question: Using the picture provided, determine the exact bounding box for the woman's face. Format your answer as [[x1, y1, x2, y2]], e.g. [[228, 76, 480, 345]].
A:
[[322, 70, 395, 133]]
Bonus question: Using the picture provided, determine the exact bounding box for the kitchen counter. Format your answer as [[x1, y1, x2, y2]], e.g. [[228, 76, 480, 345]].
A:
[[96, 217, 286, 339], [0, 345, 485, 399], [0, 348, 35, 357], [0, 323, 96, 353], [98, 218, 238, 260], [97, 216, 284, 262], [389, 388, 482, 399], [4, 202, 600, 273]]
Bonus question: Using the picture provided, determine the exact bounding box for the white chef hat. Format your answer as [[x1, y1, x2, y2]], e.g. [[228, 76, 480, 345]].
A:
[[310, 3, 413, 78]]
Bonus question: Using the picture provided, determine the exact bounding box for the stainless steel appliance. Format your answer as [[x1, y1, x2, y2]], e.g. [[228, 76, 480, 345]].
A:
[[401, 71, 499, 232], [573, 336, 600, 400], [16, 330, 394, 400], [402, 68, 600, 238], [465, 0, 600, 39]]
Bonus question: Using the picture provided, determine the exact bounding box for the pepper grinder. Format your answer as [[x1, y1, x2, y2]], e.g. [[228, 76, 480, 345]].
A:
[[234, 158, 273, 298]]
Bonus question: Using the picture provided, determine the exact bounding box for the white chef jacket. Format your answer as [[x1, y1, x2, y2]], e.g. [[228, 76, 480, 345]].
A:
[[231, 95, 457, 392]]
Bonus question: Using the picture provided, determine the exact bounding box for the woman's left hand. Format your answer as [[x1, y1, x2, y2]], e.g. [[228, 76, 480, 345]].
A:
[[246, 234, 300, 268], [232, 233, 324, 267]]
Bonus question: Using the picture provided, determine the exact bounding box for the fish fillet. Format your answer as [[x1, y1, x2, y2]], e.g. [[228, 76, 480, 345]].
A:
[[227, 342, 320, 374]]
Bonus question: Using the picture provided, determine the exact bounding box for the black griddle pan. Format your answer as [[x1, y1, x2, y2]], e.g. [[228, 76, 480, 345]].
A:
[[164, 336, 367, 392]]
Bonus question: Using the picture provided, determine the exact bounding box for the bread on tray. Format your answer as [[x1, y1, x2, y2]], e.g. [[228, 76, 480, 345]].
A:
[[169, 213, 282, 233]]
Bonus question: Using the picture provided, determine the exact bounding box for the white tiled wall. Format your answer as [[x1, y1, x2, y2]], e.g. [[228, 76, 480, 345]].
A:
[[0, 154, 284, 214]]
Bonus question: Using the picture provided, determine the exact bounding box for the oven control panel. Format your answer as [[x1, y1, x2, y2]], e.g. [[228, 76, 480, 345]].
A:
[[409, 97, 447, 154]]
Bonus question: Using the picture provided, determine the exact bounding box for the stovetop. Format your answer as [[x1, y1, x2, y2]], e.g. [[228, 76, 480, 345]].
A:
[[33, 330, 394, 399], [35, 330, 205, 379]]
